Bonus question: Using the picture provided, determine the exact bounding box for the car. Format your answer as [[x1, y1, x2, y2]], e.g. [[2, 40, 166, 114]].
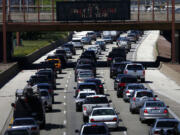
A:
[[95, 40, 106, 51], [86, 32, 97, 41], [35, 69, 56, 89], [110, 62, 122, 78], [39, 89, 53, 111], [87, 46, 99, 57], [149, 118, 179, 135], [27, 75, 51, 87], [75, 90, 96, 112], [116, 36, 131, 51], [89, 107, 119, 129], [76, 58, 96, 67], [81, 37, 92, 45], [75, 82, 98, 97], [4, 127, 31, 135], [72, 38, 83, 49], [53, 54, 67, 68], [129, 89, 157, 113], [102, 36, 113, 44], [82, 50, 97, 61], [139, 100, 169, 123], [45, 58, 62, 73], [84, 78, 104, 94], [54, 48, 67, 58], [64, 47, 72, 59], [112, 57, 126, 64], [127, 32, 138, 43], [75, 122, 110, 135], [123, 63, 145, 82], [77, 72, 94, 84], [123, 83, 145, 102], [11, 117, 40, 135], [114, 74, 138, 97], [32, 83, 54, 103], [82, 95, 111, 122], [62, 43, 76, 55]]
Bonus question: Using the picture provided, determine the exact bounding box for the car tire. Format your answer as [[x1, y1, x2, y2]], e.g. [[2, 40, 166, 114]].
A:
[[40, 117, 46, 129], [141, 78, 145, 83], [59, 69, 62, 74], [83, 116, 88, 123], [140, 117, 145, 123], [49, 106, 52, 112]]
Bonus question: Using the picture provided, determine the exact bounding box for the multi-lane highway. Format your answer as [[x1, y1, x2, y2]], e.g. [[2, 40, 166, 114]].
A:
[[1, 31, 180, 135]]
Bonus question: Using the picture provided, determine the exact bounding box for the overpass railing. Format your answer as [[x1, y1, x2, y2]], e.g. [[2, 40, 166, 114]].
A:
[[0, 0, 178, 23]]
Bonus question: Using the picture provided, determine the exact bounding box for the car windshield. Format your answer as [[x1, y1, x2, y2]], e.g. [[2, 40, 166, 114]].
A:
[[83, 126, 107, 134], [146, 102, 165, 107], [13, 119, 35, 125], [6, 130, 29, 135], [127, 65, 143, 70], [92, 109, 115, 116], [128, 85, 144, 89], [136, 92, 153, 97], [79, 74, 93, 78], [156, 121, 178, 128], [79, 93, 95, 99], [73, 40, 81, 42], [79, 85, 96, 90], [85, 97, 109, 104], [86, 80, 101, 85], [103, 36, 111, 39], [40, 91, 48, 96]]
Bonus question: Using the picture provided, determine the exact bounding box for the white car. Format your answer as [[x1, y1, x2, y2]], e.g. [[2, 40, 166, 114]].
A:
[[89, 107, 119, 129], [75, 90, 96, 112], [71, 38, 83, 49]]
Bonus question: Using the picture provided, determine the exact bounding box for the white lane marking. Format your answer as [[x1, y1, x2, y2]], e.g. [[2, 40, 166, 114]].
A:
[[123, 131, 127, 135], [64, 90, 67, 93], [104, 89, 107, 91], [64, 120, 67, 125], [65, 85, 68, 88], [67, 80, 69, 83], [64, 96, 66, 99], [168, 108, 180, 121], [63, 132, 66, 135], [64, 102, 66, 106], [64, 110, 66, 114]]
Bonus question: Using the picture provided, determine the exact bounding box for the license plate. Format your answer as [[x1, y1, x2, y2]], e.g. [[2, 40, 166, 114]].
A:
[[151, 110, 160, 113]]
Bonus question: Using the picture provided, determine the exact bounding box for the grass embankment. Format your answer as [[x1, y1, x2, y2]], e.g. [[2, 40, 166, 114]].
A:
[[13, 32, 68, 57]]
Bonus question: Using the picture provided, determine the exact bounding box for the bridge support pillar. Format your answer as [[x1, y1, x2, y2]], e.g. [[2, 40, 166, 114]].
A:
[[16, 32, 20, 46], [0, 33, 13, 62], [175, 31, 180, 63]]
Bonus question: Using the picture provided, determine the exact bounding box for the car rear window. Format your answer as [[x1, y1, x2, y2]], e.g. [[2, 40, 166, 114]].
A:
[[121, 77, 137, 83], [92, 109, 115, 116], [136, 92, 153, 97], [79, 74, 93, 78], [85, 97, 109, 104], [127, 65, 143, 70], [13, 119, 35, 126], [128, 85, 144, 89], [79, 93, 95, 99], [146, 102, 165, 107], [38, 85, 50, 90], [83, 126, 107, 134], [156, 121, 178, 128], [79, 85, 96, 90], [85, 80, 101, 85], [40, 91, 48, 96]]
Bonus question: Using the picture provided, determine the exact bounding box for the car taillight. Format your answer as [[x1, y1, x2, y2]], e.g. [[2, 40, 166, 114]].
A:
[[48, 89, 53, 93], [144, 109, 148, 113], [164, 109, 168, 114], [143, 70, 145, 76], [126, 90, 130, 94], [133, 97, 136, 101], [77, 89, 80, 93], [108, 58, 112, 61], [31, 127, 37, 131], [124, 70, 128, 74], [113, 117, 117, 121], [153, 97, 156, 101], [90, 118, 95, 122], [83, 107, 87, 111], [99, 85, 103, 88], [154, 131, 160, 134], [118, 83, 125, 87]]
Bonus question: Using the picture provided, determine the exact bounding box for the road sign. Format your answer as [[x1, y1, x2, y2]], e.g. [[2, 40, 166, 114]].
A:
[[56, 0, 130, 21]]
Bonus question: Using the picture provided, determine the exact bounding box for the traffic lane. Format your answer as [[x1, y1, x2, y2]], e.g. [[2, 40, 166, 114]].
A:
[[102, 68, 150, 135], [40, 69, 72, 135]]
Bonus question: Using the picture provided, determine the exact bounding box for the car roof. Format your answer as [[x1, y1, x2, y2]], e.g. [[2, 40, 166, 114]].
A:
[[126, 83, 144, 86], [36, 83, 51, 86], [39, 89, 49, 92], [78, 82, 97, 85], [86, 95, 106, 98], [144, 100, 163, 104], [84, 78, 101, 81], [135, 89, 153, 93], [156, 118, 178, 122], [92, 107, 114, 111], [14, 117, 35, 121], [79, 90, 96, 94]]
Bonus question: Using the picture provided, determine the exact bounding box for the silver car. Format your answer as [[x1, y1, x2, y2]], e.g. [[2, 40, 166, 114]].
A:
[[77, 72, 94, 84], [10, 117, 40, 135], [39, 89, 53, 111], [123, 83, 145, 102], [75, 90, 96, 112], [129, 89, 157, 113], [139, 100, 169, 123], [89, 107, 119, 129], [64, 47, 72, 59], [149, 118, 178, 135]]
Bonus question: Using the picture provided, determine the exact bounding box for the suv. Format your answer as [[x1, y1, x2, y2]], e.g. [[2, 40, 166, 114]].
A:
[[72, 38, 83, 49], [86, 32, 97, 41], [75, 122, 109, 135], [114, 74, 138, 97], [82, 95, 111, 122], [129, 89, 157, 113], [110, 62, 122, 78], [62, 43, 76, 55], [123, 63, 145, 82]]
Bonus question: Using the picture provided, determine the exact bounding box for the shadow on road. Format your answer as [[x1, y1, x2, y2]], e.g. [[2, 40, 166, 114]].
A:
[[44, 123, 65, 130]]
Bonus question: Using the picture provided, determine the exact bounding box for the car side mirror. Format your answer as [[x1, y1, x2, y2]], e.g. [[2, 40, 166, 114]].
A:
[[11, 103, 15, 108], [75, 129, 79, 133]]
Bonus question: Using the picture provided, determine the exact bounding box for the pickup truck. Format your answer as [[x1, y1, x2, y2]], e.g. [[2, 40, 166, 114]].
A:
[[82, 95, 111, 122], [123, 63, 145, 82]]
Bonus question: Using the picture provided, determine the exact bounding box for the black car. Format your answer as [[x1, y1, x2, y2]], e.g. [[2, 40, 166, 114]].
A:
[[36, 69, 56, 89], [62, 43, 76, 55], [84, 78, 104, 94], [27, 75, 51, 87], [54, 54, 67, 68], [82, 50, 97, 61], [114, 74, 138, 97], [76, 58, 96, 67]]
